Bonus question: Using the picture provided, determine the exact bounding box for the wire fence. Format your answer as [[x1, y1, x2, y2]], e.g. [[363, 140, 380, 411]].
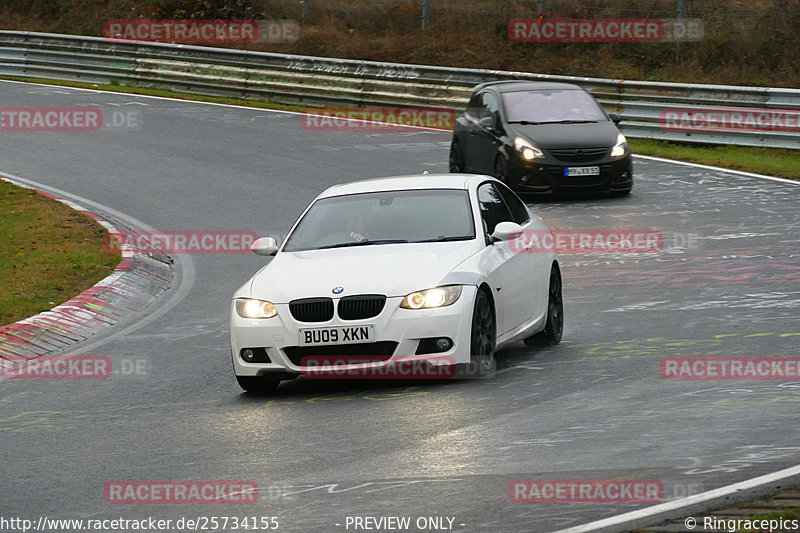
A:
[[275, 0, 800, 33], [3, 0, 799, 34]]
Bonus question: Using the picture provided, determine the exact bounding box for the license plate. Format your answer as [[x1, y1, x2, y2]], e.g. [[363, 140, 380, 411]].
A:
[[299, 325, 375, 346], [564, 166, 600, 176]]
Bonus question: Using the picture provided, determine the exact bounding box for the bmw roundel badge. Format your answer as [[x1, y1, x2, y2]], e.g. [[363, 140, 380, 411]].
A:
[[332, 286, 344, 294]]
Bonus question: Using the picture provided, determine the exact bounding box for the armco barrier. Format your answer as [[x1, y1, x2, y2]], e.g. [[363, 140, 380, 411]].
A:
[[1, 31, 798, 149]]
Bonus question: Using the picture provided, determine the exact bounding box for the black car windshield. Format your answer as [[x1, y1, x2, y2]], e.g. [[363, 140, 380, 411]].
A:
[[502, 89, 607, 124], [282, 189, 476, 252]]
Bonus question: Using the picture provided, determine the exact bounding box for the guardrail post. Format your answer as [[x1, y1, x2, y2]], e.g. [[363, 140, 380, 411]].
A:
[[422, 0, 431, 30], [677, 0, 687, 23], [539, 0, 546, 16], [302, 0, 310, 22]]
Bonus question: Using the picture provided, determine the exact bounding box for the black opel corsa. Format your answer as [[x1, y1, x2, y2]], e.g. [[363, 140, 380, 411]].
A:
[[449, 81, 633, 195]]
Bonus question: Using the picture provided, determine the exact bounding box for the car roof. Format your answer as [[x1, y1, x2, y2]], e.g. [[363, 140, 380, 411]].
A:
[[474, 80, 584, 93], [318, 174, 492, 198]]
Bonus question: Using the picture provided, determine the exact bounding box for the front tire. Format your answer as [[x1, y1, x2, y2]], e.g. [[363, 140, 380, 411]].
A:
[[469, 288, 496, 375], [494, 156, 509, 184], [449, 140, 464, 173], [236, 375, 280, 394], [524, 265, 563, 346]]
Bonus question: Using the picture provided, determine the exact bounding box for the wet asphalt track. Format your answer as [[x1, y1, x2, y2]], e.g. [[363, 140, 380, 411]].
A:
[[1, 79, 799, 532]]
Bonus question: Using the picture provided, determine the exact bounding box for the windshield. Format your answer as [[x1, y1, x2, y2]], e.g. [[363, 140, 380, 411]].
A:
[[502, 89, 607, 123], [282, 189, 476, 252]]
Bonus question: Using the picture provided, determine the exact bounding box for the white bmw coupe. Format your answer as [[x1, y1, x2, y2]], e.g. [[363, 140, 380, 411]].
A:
[[230, 174, 562, 393]]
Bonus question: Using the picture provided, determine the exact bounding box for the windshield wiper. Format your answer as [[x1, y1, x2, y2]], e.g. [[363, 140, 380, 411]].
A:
[[537, 120, 599, 124], [414, 236, 474, 242], [507, 120, 542, 125], [319, 239, 408, 249]]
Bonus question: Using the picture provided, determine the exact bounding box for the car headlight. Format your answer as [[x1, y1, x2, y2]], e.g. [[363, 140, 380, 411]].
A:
[[235, 298, 278, 319], [610, 133, 629, 158], [514, 137, 544, 161], [400, 286, 463, 309]]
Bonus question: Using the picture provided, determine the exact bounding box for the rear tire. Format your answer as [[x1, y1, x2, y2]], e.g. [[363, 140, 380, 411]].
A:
[[524, 265, 563, 347], [449, 140, 464, 173], [236, 375, 280, 394]]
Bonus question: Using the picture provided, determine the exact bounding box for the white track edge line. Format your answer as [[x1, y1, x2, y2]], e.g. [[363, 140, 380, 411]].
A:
[[0, 78, 448, 132], [553, 463, 800, 533], [633, 154, 800, 185]]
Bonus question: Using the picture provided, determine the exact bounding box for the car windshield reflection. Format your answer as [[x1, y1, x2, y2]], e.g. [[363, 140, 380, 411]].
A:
[[282, 189, 476, 252], [502, 89, 607, 124]]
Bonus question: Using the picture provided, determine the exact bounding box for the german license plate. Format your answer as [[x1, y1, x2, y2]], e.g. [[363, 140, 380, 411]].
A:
[[299, 325, 375, 346], [564, 166, 600, 176]]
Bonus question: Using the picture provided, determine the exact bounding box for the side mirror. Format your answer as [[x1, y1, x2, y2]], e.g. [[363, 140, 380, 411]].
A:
[[491, 221, 523, 241], [608, 113, 622, 125], [251, 237, 279, 256], [478, 116, 495, 129]]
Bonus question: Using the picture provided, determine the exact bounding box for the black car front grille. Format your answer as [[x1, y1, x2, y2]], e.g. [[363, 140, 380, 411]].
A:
[[283, 341, 398, 366], [338, 295, 386, 320], [289, 297, 334, 322], [549, 147, 609, 162]]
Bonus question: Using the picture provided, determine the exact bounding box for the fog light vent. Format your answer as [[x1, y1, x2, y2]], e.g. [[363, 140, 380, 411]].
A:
[[240, 347, 271, 363], [416, 337, 453, 355]]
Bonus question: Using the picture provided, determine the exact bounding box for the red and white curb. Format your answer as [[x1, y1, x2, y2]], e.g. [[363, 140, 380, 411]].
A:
[[0, 175, 172, 368]]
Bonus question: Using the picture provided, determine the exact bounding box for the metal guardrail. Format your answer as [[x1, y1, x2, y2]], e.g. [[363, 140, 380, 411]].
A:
[[1, 31, 798, 149]]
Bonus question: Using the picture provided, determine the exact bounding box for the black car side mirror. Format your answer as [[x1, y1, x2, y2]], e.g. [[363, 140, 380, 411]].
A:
[[608, 113, 622, 125], [478, 116, 495, 129]]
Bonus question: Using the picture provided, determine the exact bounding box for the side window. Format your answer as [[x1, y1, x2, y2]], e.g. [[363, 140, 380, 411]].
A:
[[495, 182, 531, 226], [478, 183, 513, 237], [482, 92, 501, 124]]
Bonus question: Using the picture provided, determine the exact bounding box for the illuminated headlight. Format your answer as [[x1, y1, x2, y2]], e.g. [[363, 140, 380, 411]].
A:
[[235, 299, 278, 319], [610, 133, 629, 158], [514, 137, 544, 161], [400, 286, 462, 309]]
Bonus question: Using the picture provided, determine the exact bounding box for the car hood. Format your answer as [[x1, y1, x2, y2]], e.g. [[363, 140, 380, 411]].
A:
[[509, 121, 618, 150], [244, 241, 479, 302]]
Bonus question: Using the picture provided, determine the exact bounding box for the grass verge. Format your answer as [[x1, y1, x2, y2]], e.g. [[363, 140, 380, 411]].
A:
[[629, 138, 800, 181], [640, 486, 800, 532], [0, 179, 120, 327]]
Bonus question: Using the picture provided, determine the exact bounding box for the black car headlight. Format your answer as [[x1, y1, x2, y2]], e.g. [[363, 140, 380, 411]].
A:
[[610, 133, 629, 158], [514, 137, 545, 161]]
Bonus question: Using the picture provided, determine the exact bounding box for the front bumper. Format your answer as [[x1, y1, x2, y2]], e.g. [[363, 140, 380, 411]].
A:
[[508, 154, 633, 194], [230, 286, 477, 378]]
